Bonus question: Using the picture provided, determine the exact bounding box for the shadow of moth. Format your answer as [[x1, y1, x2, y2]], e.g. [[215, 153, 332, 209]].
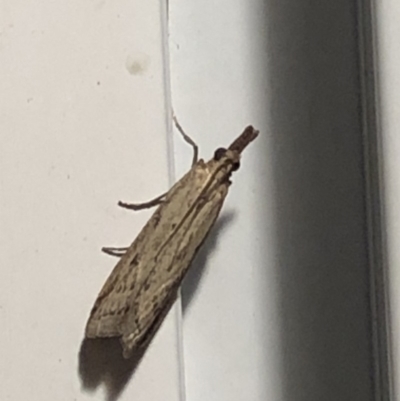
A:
[[85, 123, 259, 358]]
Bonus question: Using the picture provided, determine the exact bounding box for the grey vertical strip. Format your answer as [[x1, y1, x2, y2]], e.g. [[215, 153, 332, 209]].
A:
[[356, 0, 393, 399]]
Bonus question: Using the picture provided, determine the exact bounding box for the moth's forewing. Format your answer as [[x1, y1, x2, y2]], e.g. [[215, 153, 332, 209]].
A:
[[85, 166, 199, 338], [85, 160, 227, 341], [120, 169, 230, 354]]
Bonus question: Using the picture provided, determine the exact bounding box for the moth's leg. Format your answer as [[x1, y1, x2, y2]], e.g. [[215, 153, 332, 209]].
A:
[[118, 192, 166, 211], [102, 246, 129, 257], [173, 115, 198, 166]]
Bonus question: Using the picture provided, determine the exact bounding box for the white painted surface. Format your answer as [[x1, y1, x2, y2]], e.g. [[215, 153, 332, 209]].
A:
[[170, 1, 374, 401], [169, 2, 280, 401], [0, 1, 182, 400], [376, 1, 400, 399]]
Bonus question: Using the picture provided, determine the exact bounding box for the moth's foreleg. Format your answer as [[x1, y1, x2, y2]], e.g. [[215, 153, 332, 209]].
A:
[[173, 115, 198, 166], [101, 246, 129, 257], [118, 192, 166, 211]]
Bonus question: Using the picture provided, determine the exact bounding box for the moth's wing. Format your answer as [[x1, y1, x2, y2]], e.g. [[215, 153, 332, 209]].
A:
[[121, 286, 180, 359], [85, 207, 165, 338], [120, 180, 229, 355], [85, 166, 202, 339], [84, 258, 137, 337]]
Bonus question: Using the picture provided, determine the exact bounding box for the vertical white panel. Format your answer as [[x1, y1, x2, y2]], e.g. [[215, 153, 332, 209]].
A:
[[170, 1, 374, 401], [0, 1, 182, 400], [169, 2, 280, 401]]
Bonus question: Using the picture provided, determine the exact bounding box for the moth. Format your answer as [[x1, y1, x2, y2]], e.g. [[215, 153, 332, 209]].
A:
[[85, 121, 259, 358]]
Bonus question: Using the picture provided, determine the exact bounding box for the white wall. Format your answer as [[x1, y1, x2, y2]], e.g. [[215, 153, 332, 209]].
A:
[[0, 1, 183, 400]]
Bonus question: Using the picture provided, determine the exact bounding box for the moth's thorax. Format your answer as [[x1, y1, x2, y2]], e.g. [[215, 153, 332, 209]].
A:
[[203, 148, 240, 181]]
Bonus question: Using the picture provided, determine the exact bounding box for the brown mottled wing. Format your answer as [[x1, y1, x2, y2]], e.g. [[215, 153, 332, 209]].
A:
[[121, 279, 180, 359], [85, 215, 159, 338], [120, 177, 229, 355], [85, 163, 210, 339]]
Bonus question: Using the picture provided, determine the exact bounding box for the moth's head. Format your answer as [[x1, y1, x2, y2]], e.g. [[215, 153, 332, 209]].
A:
[[212, 126, 259, 174], [213, 147, 241, 172]]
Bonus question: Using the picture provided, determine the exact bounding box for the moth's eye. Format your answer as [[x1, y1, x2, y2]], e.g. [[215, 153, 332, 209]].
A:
[[214, 147, 227, 161], [231, 161, 240, 171]]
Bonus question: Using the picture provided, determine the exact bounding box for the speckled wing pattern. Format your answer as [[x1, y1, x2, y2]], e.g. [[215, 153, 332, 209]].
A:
[[85, 126, 259, 358]]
